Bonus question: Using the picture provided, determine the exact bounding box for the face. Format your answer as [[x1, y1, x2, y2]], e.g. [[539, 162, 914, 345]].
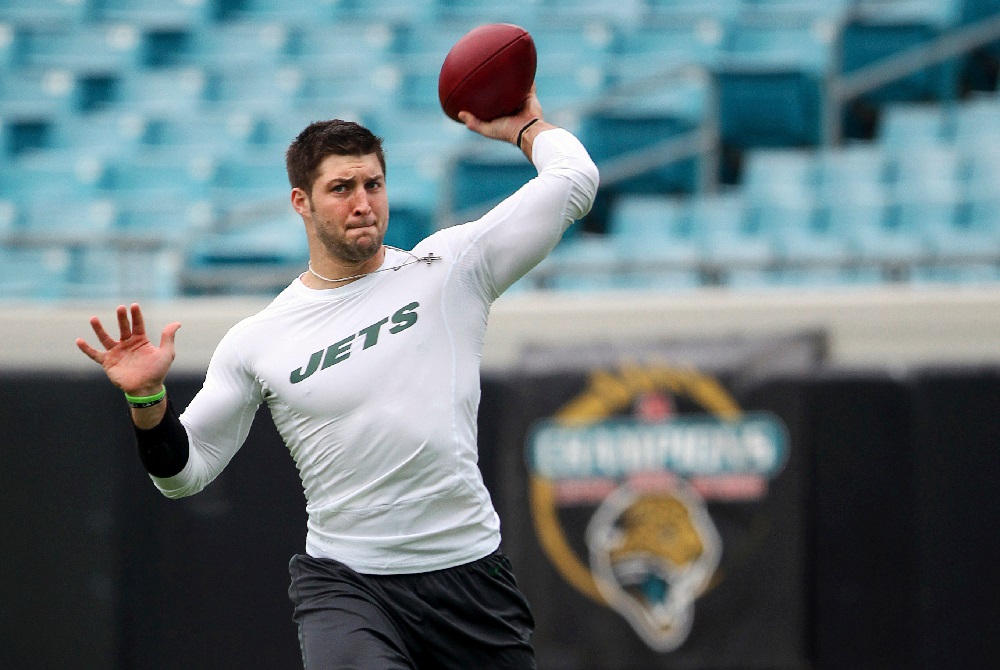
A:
[[292, 153, 388, 265]]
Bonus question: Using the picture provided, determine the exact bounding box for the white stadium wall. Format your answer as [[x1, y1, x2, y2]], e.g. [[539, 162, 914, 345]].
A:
[[3, 284, 1000, 373]]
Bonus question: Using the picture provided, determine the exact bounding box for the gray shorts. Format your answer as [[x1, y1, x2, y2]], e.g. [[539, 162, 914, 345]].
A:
[[288, 551, 536, 670]]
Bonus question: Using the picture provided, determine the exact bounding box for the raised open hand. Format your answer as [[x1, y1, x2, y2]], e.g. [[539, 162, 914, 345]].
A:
[[76, 303, 182, 397]]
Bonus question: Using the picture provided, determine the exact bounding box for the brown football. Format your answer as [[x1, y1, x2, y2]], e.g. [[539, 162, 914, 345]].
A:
[[438, 23, 537, 122]]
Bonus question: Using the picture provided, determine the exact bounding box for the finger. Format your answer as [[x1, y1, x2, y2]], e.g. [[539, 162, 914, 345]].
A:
[[90, 316, 117, 350], [457, 111, 482, 132], [159, 322, 182, 354], [130, 303, 146, 338], [116, 304, 132, 341], [75, 338, 105, 365]]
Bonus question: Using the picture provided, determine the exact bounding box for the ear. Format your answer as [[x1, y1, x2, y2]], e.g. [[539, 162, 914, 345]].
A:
[[290, 187, 310, 216]]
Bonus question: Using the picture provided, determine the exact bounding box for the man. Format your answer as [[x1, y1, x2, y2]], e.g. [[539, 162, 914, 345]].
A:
[[76, 88, 599, 669]]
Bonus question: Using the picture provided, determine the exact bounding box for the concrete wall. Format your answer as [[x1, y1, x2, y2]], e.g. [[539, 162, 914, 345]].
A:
[[2, 284, 999, 373]]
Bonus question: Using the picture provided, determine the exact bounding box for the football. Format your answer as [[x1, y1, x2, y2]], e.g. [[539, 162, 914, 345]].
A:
[[438, 23, 537, 122]]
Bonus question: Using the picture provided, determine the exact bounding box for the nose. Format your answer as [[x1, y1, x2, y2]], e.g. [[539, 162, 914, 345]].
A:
[[350, 186, 372, 216]]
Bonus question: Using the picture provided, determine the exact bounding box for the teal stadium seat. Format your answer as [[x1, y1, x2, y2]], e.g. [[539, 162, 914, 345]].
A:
[[817, 181, 896, 264], [107, 198, 214, 239], [767, 196, 854, 267], [211, 151, 289, 210], [877, 102, 951, 146], [544, 235, 633, 292], [434, 0, 535, 24], [217, 0, 341, 24], [114, 67, 207, 114], [741, 0, 853, 19], [0, 0, 88, 28], [714, 12, 837, 147], [840, 0, 964, 103], [335, 0, 435, 23], [644, 0, 743, 22], [690, 194, 778, 270], [293, 21, 397, 70], [610, 20, 724, 80], [15, 197, 116, 235], [185, 215, 309, 294], [0, 247, 71, 300], [893, 178, 963, 251], [19, 24, 144, 76], [0, 69, 78, 117], [889, 144, 963, 191], [47, 245, 182, 300], [953, 94, 1000, 148], [141, 111, 259, 155], [814, 143, 890, 199], [299, 65, 397, 117], [963, 137, 1000, 193], [104, 150, 215, 207], [0, 22, 15, 72], [921, 204, 999, 262], [205, 65, 303, 114], [531, 23, 612, 122], [1, 151, 107, 202], [848, 202, 929, 268], [533, 0, 643, 26], [580, 74, 709, 195], [93, 0, 216, 30], [742, 148, 817, 202], [446, 141, 537, 219], [608, 194, 700, 265], [169, 21, 293, 70], [48, 110, 150, 159], [532, 22, 613, 79]]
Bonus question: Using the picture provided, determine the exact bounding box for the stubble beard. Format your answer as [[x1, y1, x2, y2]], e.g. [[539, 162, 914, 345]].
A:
[[311, 207, 385, 265]]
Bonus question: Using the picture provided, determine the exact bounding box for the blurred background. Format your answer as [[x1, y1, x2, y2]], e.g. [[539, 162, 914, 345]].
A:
[[1, 0, 999, 668]]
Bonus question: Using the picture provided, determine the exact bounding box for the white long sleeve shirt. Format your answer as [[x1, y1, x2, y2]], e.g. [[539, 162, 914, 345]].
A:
[[151, 129, 599, 574]]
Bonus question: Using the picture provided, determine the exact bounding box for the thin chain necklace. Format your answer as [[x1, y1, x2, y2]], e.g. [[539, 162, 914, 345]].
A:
[[306, 246, 440, 285]]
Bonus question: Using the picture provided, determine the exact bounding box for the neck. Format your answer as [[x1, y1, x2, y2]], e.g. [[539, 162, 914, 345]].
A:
[[302, 246, 386, 289]]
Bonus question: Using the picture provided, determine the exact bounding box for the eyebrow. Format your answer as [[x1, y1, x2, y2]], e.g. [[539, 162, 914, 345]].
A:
[[324, 173, 384, 187]]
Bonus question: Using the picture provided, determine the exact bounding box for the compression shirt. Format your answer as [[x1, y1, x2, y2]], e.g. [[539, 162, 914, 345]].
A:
[[150, 129, 599, 574]]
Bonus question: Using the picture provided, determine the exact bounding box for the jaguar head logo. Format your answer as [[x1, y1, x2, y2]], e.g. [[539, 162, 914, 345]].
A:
[[586, 479, 722, 652]]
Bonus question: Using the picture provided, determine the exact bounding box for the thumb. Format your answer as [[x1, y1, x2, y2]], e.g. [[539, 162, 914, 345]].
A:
[[160, 322, 182, 352], [457, 111, 483, 133]]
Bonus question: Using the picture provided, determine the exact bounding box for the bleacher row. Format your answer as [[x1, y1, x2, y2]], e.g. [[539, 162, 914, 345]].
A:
[[1, 0, 999, 299], [523, 94, 1000, 291]]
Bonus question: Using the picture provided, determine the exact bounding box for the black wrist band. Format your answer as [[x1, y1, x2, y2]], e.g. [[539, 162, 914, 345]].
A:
[[516, 118, 540, 149]]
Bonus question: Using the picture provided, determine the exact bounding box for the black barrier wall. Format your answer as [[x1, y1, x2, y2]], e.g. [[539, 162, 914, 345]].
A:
[[2, 368, 999, 669]]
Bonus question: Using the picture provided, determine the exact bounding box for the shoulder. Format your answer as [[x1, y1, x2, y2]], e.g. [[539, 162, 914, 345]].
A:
[[216, 285, 303, 348]]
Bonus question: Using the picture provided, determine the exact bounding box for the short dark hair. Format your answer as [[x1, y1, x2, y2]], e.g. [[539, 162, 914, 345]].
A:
[[285, 119, 386, 194]]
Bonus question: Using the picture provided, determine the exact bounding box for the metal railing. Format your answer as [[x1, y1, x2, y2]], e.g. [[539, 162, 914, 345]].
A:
[[823, 10, 1000, 144]]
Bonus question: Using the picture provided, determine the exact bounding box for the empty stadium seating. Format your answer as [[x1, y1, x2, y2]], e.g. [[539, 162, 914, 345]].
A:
[[2, 0, 999, 300]]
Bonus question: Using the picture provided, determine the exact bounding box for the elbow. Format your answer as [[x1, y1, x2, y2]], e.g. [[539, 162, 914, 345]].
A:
[[569, 160, 601, 220], [581, 160, 600, 209], [152, 476, 206, 500], [160, 487, 195, 500], [584, 159, 601, 195]]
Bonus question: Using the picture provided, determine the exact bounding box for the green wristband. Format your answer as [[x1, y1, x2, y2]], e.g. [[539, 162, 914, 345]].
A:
[[125, 386, 166, 409]]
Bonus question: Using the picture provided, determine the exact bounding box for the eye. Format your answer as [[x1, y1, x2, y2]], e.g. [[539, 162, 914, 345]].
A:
[[330, 184, 348, 193], [366, 179, 383, 191]]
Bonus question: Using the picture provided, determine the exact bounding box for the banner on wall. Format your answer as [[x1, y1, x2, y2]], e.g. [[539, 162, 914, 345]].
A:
[[480, 333, 822, 669]]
